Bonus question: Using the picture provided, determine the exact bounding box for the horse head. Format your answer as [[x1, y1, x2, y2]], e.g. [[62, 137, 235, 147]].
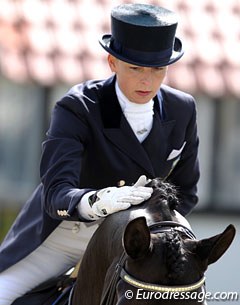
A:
[[72, 178, 235, 305], [115, 179, 236, 304]]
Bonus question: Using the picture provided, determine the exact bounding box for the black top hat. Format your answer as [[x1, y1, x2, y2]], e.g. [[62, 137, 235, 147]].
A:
[[99, 3, 184, 67]]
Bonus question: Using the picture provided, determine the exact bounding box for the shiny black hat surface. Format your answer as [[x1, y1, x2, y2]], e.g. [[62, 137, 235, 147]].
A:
[[99, 3, 184, 67]]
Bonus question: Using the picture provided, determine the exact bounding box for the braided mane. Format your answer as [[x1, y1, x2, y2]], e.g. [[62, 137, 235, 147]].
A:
[[164, 230, 187, 281], [147, 178, 179, 211]]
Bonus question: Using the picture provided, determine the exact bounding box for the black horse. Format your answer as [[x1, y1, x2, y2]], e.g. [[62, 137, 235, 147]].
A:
[[72, 178, 236, 305]]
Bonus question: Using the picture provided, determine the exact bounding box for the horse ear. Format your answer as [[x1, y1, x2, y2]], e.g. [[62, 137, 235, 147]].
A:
[[194, 224, 236, 265], [123, 217, 151, 259]]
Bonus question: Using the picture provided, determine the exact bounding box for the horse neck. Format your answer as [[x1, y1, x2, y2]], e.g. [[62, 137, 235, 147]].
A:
[[141, 194, 192, 231], [143, 198, 174, 225]]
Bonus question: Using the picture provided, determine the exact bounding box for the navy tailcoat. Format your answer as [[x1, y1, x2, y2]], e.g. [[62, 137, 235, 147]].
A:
[[0, 76, 199, 272]]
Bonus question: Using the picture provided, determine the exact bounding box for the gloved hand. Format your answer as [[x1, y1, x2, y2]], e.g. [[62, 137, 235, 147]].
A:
[[90, 175, 153, 217]]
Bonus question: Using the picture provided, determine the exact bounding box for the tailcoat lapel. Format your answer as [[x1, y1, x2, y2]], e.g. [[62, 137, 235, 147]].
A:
[[142, 109, 175, 177], [103, 116, 155, 176]]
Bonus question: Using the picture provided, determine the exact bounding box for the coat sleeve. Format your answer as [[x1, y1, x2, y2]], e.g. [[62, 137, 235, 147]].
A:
[[40, 95, 94, 222], [167, 96, 200, 216]]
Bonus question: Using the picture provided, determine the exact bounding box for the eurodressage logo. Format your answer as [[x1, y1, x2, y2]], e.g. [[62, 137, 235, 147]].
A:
[[124, 289, 240, 302], [133, 290, 207, 302]]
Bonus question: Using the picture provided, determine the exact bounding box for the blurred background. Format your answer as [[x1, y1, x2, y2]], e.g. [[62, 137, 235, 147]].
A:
[[0, 0, 239, 303]]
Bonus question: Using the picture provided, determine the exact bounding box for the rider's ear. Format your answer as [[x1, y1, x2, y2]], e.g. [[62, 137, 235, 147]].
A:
[[123, 217, 151, 259], [185, 225, 235, 266]]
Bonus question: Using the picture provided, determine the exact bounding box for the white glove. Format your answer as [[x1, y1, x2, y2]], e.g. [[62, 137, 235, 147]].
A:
[[90, 175, 153, 217]]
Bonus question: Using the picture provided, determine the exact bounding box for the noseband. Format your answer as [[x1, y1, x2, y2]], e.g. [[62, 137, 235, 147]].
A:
[[100, 221, 205, 305]]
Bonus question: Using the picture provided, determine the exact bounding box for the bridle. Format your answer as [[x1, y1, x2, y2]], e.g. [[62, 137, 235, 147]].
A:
[[120, 267, 205, 294], [100, 221, 206, 305], [119, 221, 205, 293]]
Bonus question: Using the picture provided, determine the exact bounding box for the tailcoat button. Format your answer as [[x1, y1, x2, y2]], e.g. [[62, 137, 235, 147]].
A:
[[118, 180, 126, 187]]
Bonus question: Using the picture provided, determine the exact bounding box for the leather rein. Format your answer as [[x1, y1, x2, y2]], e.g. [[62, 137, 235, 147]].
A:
[[100, 221, 205, 305]]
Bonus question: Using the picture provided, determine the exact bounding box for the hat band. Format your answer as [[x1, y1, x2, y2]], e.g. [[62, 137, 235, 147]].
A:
[[111, 39, 173, 65]]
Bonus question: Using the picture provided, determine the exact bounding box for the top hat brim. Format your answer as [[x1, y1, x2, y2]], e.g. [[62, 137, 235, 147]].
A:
[[99, 35, 184, 67]]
